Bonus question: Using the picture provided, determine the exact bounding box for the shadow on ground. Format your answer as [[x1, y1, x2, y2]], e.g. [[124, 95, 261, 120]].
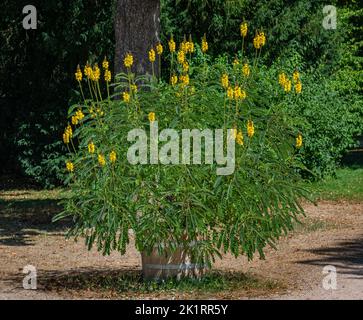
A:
[[297, 235, 363, 279], [3, 267, 281, 297], [0, 197, 70, 246]]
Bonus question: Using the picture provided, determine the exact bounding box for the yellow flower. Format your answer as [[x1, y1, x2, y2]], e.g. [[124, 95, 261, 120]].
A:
[[102, 57, 109, 70], [253, 31, 266, 49], [221, 73, 229, 89], [88, 142, 95, 154], [149, 48, 156, 63], [188, 35, 195, 53], [236, 130, 244, 146], [182, 62, 189, 73], [227, 86, 234, 99], [242, 63, 250, 77], [179, 74, 189, 86], [98, 154, 106, 167], [170, 74, 178, 86], [148, 112, 156, 122], [296, 133, 303, 148], [92, 64, 100, 81], [124, 53, 134, 68], [295, 81, 302, 94], [284, 79, 292, 93], [84, 63, 92, 79], [71, 109, 84, 125], [247, 120, 255, 138], [240, 22, 248, 38], [104, 70, 111, 82], [75, 109, 84, 121], [156, 43, 163, 55], [65, 124, 73, 138], [109, 150, 117, 164], [123, 91, 130, 103], [66, 161, 74, 172], [201, 34, 208, 53], [63, 133, 70, 144], [168, 36, 176, 53], [234, 85, 241, 99], [177, 50, 185, 64], [75, 65, 82, 82], [71, 115, 78, 125], [131, 84, 138, 93], [278, 72, 287, 86], [293, 70, 300, 83], [233, 58, 240, 66]]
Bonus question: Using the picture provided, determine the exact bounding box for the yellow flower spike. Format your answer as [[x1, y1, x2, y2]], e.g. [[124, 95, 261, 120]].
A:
[[278, 72, 287, 86], [88, 142, 95, 154], [102, 57, 109, 70], [242, 63, 250, 77], [66, 124, 73, 138], [109, 150, 117, 164], [62, 132, 70, 144], [98, 154, 106, 167], [232, 58, 240, 67], [296, 133, 303, 148], [124, 53, 134, 69], [188, 35, 195, 53], [168, 36, 176, 53], [75, 65, 82, 82], [123, 91, 130, 103], [177, 50, 185, 64], [148, 112, 156, 122], [234, 85, 242, 100], [221, 74, 229, 89], [284, 79, 292, 93], [240, 22, 248, 38], [75, 109, 84, 121], [227, 86, 234, 99], [92, 64, 100, 81], [247, 120, 255, 138], [201, 34, 208, 53], [253, 31, 266, 49], [156, 43, 163, 55], [104, 70, 111, 82], [66, 161, 74, 172], [293, 70, 300, 83], [149, 48, 156, 63], [179, 74, 189, 86], [131, 84, 138, 93], [71, 115, 79, 125], [236, 130, 244, 146], [295, 81, 302, 94], [182, 62, 189, 73], [170, 74, 178, 86], [84, 63, 92, 79]]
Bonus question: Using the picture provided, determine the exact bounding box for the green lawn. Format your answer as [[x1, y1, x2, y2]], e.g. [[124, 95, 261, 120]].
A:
[[303, 167, 363, 202]]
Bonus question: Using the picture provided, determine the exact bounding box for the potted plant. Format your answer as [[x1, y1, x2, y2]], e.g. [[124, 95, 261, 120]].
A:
[[54, 26, 309, 281]]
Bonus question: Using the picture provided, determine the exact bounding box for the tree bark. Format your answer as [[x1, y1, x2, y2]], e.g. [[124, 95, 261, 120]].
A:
[[114, 0, 160, 77]]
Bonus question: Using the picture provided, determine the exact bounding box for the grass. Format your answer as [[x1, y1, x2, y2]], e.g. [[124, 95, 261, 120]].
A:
[[303, 166, 363, 202]]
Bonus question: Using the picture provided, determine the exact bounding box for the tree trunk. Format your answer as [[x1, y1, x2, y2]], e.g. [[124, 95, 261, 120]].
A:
[[114, 0, 160, 77]]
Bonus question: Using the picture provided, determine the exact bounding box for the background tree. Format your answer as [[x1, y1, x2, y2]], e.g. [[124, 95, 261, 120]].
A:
[[114, 0, 160, 76]]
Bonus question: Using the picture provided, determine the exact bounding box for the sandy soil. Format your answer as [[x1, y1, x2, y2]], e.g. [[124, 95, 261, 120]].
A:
[[0, 195, 362, 300]]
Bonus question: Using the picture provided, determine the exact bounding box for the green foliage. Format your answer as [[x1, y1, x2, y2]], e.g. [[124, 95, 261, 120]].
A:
[[303, 167, 363, 202], [0, 0, 115, 186], [54, 43, 310, 264]]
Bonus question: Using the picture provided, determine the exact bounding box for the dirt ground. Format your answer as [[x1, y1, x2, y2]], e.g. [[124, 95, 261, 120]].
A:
[[0, 191, 362, 299]]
